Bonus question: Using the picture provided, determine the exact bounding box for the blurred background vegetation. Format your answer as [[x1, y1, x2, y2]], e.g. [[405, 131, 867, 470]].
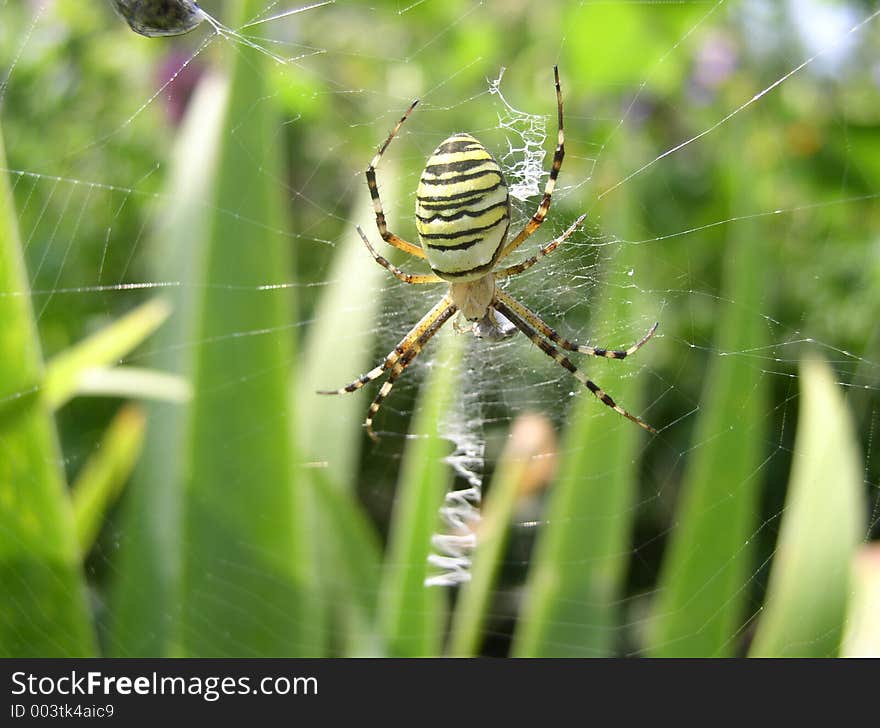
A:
[[1, 0, 879, 657]]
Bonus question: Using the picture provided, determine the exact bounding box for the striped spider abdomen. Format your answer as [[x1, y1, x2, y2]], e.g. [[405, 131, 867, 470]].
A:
[[415, 134, 511, 283]]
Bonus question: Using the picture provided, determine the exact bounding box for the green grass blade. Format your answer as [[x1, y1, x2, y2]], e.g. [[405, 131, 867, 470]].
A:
[[749, 356, 864, 657], [0, 127, 96, 656], [310, 467, 385, 655], [43, 297, 171, 409], [647, 178, 769, 657], [513, 230, 649, 657], [106, 73, 227, 657], [451, 415, 555, 657], [297, 180, 399, 654], [378, 327, 463, 657], [73, 367, 190, 403], [178, 0, 315, 656], [298, 174, 397, 490], [71, 405, 145, 555]]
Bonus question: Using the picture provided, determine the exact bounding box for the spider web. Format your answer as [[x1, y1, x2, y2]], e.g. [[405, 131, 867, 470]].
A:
[[2, 0, 879, 658]]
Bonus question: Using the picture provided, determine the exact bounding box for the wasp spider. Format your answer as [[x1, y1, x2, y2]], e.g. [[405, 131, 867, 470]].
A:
[[320, 67, 658, 441]]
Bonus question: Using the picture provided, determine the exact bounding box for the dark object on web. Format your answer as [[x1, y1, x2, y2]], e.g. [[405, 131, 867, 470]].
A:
[[109, 0, 206, 37]]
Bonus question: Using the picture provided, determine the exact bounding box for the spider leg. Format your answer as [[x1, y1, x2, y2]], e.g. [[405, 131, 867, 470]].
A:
[[364, 299, 457, 441], [367, 100, 428, 260], [357, 226, 442, 284], [493, 298, 656, 433], [316, 360, 388, 396], [494, 290, 658, 359], [318, 295, 457, 441], [496, 66, 565, 264], [317, 294, 455, 395], [495, 214, 586, 279]]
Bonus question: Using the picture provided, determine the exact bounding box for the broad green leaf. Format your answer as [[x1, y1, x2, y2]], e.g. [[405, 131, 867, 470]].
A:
[[178, 0, 316, 656], [43, 297, 171, 409], [72, 405, 145, 555], [378, 326, 463, 657], [750, 356, 864, 657], [107, 72, 228, 657], [451, 414, 556, 657], [648, 144, 769, 658], [0, 126, 95, 656]]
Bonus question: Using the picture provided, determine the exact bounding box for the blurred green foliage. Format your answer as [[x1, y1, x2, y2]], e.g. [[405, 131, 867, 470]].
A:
[[1, 0, 878, 657]]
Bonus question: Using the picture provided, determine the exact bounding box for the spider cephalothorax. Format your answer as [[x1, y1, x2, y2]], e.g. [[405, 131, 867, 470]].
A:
[[320, 67, 658, 440]]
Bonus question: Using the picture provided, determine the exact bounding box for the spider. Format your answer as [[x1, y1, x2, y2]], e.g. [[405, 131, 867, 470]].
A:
[[319, 67, 658, 441]]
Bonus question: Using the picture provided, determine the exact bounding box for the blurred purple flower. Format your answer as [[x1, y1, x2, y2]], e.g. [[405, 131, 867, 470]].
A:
[[156, 50, 204, 125], [689, 32, 739, 104]]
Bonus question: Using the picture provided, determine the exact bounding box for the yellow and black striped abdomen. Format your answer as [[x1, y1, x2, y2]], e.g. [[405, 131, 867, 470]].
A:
[[415, 133, 510, 282]]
